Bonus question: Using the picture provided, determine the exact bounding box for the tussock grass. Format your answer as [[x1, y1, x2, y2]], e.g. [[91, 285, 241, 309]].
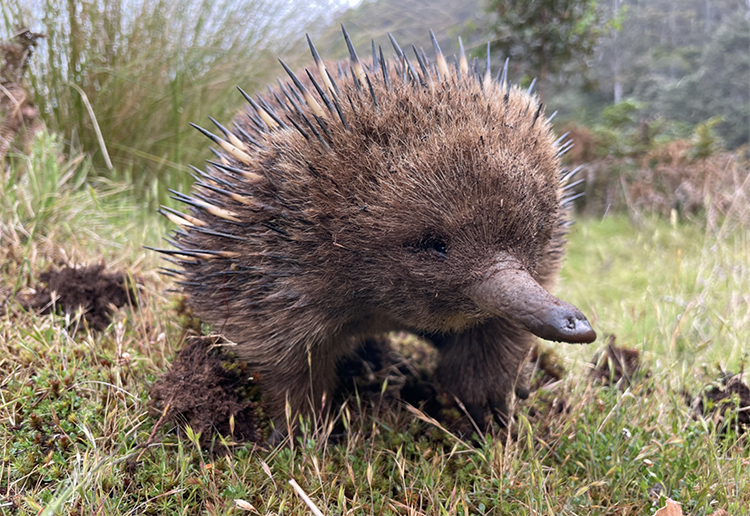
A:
[[1, 0, 345, 205], [0, 132, 159, 267], [1, 134, 749, 514]]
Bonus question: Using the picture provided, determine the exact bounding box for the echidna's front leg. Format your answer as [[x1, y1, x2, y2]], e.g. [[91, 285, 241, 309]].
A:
[[431, 318, 533, 428], [258, 339, 343, 432]]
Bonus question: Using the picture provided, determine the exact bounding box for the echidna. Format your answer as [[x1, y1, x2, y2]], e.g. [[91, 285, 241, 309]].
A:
[[152, 27, 596, 429]]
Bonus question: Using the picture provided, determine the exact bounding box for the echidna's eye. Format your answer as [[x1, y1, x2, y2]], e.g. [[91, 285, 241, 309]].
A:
[[420, 235, 448, 258], [405, 234, 448, 258]]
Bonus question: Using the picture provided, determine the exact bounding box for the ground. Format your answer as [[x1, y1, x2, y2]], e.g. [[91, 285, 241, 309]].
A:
[[1, 137, 749, 514]]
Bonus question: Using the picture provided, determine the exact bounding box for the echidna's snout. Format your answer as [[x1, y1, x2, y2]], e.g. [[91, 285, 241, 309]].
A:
[[471, 261, 596, 344]]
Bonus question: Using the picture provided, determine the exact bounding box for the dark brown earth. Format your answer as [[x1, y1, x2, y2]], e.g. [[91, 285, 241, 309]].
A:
[[19, 264, 137, 331], [589, 335, 642, 386], [148, 335, 265, 450], [694, 373, 750, 433]]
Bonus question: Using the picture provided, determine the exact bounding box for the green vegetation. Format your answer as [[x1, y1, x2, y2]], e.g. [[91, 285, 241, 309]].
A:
[[2, 0, 749, 513], [558, 99, 746, 219], [486, 0, 601, 99], [1, 131, 748, 515], [1, 0, 346, 204], [0, 133, 141, 251]]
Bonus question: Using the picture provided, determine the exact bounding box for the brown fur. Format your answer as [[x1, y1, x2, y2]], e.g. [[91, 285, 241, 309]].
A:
[[160, 34, 576, 429]]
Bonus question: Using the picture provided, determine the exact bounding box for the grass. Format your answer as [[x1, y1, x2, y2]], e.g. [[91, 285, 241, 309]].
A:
[[1, 132, 749, 515], [1, 0, 347, 206], [562, 214, 749, 368]]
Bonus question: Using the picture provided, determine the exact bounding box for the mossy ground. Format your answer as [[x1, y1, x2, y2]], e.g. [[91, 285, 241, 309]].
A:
[[1, 134, 749, 515]]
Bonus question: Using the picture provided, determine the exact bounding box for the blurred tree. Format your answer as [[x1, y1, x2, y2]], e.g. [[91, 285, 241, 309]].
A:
[[593, 0, 749, 148], [486, 0, 603, 100], [658, 15, 750, 148], [595, 0, 740, 104]]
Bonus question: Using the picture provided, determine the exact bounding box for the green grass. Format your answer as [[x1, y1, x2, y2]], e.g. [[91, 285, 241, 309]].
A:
[[563, 214, 749, 368], [1, 133, 749, 515], [2, 0, 346, 206]]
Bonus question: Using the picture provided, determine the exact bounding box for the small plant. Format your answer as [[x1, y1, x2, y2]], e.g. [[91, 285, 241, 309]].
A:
[[0, 131, 133, 245], [559, 101, 744, 219]]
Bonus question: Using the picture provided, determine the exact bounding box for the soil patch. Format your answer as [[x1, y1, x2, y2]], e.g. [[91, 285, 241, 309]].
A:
[[589, 335, 642, 387], [148, 335, 265, 450], [19, 264, 137, 331], [693, 373, 750, 433]]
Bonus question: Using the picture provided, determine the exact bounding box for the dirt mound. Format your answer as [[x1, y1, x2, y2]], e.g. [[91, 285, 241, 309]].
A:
[[589, 336, 642, 387], [19, 264, 137, 331], [148, 335, 265, 450], [693, 373, 750, 433]]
